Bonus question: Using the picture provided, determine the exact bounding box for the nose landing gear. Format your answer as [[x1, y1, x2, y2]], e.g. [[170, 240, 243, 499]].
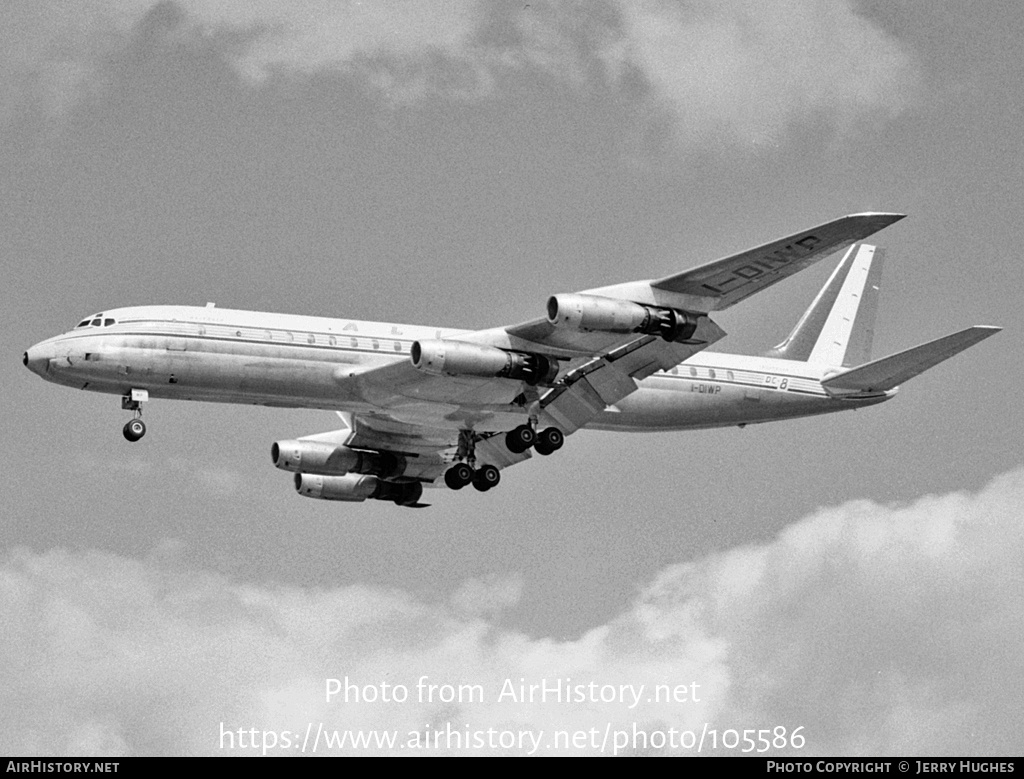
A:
[[121, 389, 149, 442]]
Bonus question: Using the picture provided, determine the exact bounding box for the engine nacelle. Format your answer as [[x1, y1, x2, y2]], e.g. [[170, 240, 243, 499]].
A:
[[272, 441, 405, 478], [294, 473, 424, 507], [411, 340, 558, 386], [546, 293, 699, 342]]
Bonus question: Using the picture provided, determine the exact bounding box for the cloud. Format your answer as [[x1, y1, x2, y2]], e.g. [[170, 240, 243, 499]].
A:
[[613, 0, 920, 146], [2, 467, 1022, 755], [3, 0, 918, 145]]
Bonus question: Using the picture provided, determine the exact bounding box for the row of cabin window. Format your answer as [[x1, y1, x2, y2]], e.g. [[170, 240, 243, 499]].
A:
[[668, 366, 735, 381], [212, 326, 405, 352], [73, 318, 403, 352]]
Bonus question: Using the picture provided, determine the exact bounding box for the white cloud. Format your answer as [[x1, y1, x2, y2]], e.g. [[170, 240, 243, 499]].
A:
[[2, 467, 1022, 755], [3, 0, 918, 145], [614, 0, 920, 145]]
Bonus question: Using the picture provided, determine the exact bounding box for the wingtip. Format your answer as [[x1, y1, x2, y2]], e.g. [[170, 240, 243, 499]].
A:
[[849, 211, 907, 223]]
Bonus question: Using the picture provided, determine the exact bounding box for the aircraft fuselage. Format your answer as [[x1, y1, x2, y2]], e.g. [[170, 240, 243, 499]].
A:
[[23, 304, 891, 433]]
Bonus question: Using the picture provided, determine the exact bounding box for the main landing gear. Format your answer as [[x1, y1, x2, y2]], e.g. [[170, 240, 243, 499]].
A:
[[444, 461, 500, 492], [121, 389, 149, 442], [444, 430, 501, 492], [505, 424, 564, 456]]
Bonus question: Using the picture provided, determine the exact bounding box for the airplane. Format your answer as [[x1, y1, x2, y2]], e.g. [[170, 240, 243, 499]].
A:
[[23, 213, 1000, 508]]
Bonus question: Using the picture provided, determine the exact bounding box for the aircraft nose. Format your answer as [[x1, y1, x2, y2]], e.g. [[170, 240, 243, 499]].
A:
[[23, 342, 53, 376]]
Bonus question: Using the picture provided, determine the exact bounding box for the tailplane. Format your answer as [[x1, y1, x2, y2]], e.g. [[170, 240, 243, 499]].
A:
[[821, 326, 1001, 396], [767, 243, 884, 366]]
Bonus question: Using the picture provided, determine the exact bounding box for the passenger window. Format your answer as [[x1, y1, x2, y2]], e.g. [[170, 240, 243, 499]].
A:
[[727, 370, 734, 381], [689, 367, 697, 377], [350, 338, 358, 349], [709, 369, 716, 379], [393, 341, 402, 352], [372, 339, 380, 350], [307, 334, 316, 345], [329, 336, 336, 347]]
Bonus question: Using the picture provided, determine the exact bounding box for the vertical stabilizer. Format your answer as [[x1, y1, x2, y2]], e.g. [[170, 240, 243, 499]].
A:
[[766, 243, 885, 366]]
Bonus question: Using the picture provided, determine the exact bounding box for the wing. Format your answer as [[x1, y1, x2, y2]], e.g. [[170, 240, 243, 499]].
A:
[[319, 212, 905, 480], [587, 212, 905, 312]]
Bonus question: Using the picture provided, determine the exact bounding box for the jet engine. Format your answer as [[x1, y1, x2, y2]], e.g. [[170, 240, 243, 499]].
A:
[[411, 340, 558, 386], [546, 293, 699, 342], [295, 473, 423, 507], [272, 441, 406, 478]]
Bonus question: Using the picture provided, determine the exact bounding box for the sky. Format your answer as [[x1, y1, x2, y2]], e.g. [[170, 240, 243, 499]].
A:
[[2, 0, 1022, 757]]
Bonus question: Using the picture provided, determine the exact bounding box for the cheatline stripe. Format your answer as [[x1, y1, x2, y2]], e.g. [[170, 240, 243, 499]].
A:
[[65, 324, 831, 395]]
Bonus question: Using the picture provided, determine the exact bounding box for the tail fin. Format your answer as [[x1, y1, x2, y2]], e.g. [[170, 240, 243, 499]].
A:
[[821, 326, 1001, 396], [767, 243, 884, 366]]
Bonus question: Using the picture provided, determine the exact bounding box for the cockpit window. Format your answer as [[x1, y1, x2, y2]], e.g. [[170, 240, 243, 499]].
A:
[[74, 314, 114, 329]]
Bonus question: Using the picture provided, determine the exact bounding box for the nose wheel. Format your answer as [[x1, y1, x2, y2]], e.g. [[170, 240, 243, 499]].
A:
[[120, 389, 149, 442], [123, 418, 146, 442]]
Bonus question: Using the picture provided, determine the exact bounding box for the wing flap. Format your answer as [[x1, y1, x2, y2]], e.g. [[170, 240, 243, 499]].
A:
[[542, 317, 727, 431], [821, 326, 1001, 395]]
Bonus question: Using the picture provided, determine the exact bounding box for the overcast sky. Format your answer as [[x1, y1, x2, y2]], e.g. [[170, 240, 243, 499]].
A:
[[3, 0, 1021, 756]]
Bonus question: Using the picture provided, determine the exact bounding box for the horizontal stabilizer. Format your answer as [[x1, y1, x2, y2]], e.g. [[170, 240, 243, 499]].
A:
[[821, 326, 1001, 395]]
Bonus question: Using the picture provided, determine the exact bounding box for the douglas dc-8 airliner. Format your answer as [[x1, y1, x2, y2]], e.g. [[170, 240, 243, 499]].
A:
[[24, 213, 1000, 507]]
